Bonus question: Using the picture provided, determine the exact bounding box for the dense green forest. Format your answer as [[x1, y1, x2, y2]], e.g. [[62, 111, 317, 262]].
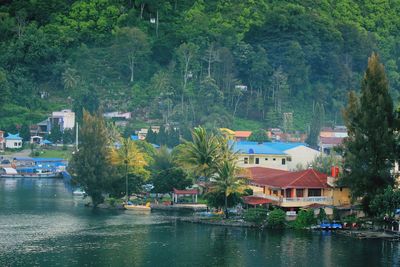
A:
[[1, 0, 400, 133]]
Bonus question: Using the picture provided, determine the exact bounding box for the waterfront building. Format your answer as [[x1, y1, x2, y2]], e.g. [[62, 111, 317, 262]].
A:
[[245, 167, 351, 213]]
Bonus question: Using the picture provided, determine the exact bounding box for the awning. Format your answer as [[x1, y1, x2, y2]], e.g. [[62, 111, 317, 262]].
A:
[[2, 168, 18, 174], [242, 196, 273, 205], [173, 188, 198, 195]]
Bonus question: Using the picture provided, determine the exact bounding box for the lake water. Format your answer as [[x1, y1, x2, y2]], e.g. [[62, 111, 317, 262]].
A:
[[0, 178, 399, 267]]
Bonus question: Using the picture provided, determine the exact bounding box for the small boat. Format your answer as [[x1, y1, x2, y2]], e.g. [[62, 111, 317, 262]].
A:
[[124, 202, 151, 211], [72, 188, 86, 196], [319, 220, 343, 230]]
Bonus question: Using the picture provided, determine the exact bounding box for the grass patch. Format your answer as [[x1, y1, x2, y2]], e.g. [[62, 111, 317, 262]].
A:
[[232, 117, 265, 131], [32, 149, 73, 160]]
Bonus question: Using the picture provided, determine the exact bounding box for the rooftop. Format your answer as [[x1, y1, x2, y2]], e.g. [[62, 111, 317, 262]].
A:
[[320, 136, 345, 145], [250, 169, 329, 189], [6, 133, 22, 140], [232, 141, 308, 155], [234, 131, 252, 138]]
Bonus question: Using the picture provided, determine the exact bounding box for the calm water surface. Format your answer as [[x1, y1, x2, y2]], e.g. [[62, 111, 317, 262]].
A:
[[0, 178, 399, 267]]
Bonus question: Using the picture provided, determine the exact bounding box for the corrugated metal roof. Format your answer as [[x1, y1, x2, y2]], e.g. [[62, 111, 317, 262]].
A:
[[232, 141, 306, 155]]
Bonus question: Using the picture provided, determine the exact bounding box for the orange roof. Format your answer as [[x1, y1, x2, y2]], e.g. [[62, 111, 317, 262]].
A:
[[242, 196, 273, 205], [173, 188, 198, 195], [235, 131, 252, 138]]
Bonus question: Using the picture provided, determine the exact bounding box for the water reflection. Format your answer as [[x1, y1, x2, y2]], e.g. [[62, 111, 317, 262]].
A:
[[0, 178, 398, 267]]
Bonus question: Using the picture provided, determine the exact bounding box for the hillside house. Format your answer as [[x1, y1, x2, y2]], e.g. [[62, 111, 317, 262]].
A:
[[5, 133, 23, 149], [0, 130, 5, 151], [233, 141, 321, 171]]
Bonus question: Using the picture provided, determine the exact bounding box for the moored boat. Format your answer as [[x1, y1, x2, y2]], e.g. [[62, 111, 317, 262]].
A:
[[0, 167, 60, 178], [124, 202, 151, 211]]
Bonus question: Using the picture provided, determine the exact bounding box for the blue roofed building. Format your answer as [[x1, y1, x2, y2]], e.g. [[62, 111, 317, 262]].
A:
[[233, 141, 321, 170]]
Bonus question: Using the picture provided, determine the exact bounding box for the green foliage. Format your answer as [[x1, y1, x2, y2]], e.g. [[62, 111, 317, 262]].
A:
[[2, 0, 400, 140], [248, 129, 269, 143], [266, 209, 286, 229], [204, 191, 242, 209], [294, 209, 316, 229], [370, 186, 400, 218], [243, 208, 268, 225], [68, 110, 113, 206], [152, 167, 191, 193], [311, 152, 342, 174], [341, 53, 396, 212], [306, 103, 325, 148], [317, 208, 327, 222], [48, 124, 62, 143]]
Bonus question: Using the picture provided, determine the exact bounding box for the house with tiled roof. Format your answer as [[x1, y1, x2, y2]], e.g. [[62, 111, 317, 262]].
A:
[[319, 126, 348, 154], [5, 133, 23, 149], [243, 167, 351, 211], [220, 128, 252, 141], [233, 141, 321, 170]]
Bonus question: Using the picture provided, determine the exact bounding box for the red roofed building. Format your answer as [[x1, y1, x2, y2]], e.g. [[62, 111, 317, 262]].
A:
[[234, 131, 252, 141], [245, 168, 351, 210]]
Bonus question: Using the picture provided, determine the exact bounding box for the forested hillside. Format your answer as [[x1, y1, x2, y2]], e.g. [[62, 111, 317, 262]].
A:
[[1, 0, 400, 132]]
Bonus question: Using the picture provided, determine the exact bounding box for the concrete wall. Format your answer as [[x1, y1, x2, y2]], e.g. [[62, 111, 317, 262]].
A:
[[5, 139, 22, 149], [284, 145, 321, 170], [237, 154, 289, 170]]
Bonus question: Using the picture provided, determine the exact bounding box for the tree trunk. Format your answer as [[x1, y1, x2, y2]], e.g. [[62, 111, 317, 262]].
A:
[[140, 4, 145, 19], [224, 194, 228, 219]]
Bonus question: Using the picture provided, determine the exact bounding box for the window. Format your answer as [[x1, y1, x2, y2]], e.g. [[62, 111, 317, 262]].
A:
[[282, 158, 286, 165], [14, 142, 17, 146], [244, 157, 248, 164], [287, 157, 292, 162], [273, 158, 276, 161], [265, 158, 268, 161], [296, 189, 304, 197], [255, 158, 259, 164], [308, 189, 322, 197]]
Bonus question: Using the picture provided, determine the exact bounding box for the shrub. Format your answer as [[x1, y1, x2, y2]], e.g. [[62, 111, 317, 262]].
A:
[[294, 209, 316, 229], [317, 208, 327, 222], [267, 209, 286, 229], [244, 208, 268, 225]]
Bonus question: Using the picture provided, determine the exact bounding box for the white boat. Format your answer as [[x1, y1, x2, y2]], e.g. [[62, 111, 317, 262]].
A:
[[72, 188, 86, 196]]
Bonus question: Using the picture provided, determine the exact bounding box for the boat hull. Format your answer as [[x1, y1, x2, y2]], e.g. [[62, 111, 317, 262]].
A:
[[124, 204, 151, 211], [0, 173, 61, 178]]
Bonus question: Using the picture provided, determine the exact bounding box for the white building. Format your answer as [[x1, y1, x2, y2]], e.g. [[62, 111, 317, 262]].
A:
[[233, 142, 321, 171], [49, 109, 75, 132], [0, 130, 5, 151], [5, 133, 23, 149]]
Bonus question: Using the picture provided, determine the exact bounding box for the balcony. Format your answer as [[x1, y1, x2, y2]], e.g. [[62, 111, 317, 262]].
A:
[[252, 193, 333, 207]]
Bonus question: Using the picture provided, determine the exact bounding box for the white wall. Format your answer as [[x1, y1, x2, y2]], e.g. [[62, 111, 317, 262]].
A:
[[5, 139, 22, 149], [284, 145, 321, 170], [237, 154, 289, 170]]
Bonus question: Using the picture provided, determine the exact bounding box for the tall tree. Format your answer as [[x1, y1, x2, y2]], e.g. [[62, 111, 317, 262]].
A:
[[110, 137, 148, 200], [306, 102, 325, 148], [212, 159, 246, 218], [341, 53, 396, 211], [68, 110, 113, 206]]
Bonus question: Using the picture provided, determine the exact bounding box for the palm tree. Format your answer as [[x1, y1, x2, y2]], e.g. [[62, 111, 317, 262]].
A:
[[177, 126, 220, 181], [110, 138, 148, 201], [212, 159, 247, 218]]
